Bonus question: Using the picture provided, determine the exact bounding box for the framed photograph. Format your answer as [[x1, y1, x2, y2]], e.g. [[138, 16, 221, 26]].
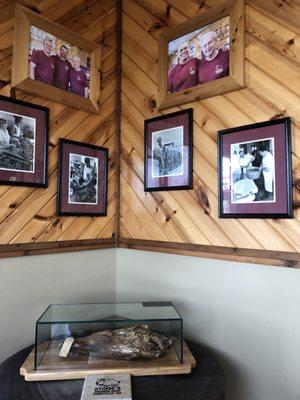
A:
[[12, 5, 101, 114], [0, 95, 48, 187], [57, 139, 108, 216], [218, 117, 293, 218], [158, 0, 245, 110], [144, 109, 193, 192]]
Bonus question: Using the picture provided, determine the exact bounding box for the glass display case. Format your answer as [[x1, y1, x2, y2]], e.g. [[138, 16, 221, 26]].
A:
[[34, 301, 183, 371]]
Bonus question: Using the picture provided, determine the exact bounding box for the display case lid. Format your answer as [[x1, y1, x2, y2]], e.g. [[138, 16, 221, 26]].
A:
[[37, 302, 182, 324]]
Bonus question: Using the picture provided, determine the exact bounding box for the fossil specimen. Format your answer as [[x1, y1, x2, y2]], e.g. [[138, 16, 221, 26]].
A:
[[62, 324, 174, 360]]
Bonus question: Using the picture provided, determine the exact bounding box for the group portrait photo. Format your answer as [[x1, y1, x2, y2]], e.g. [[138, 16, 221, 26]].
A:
[[168, 16, 229, 94], [29, 25, 91, 99]]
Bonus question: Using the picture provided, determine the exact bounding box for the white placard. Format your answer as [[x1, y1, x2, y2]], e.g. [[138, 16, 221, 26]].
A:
[[59, 336, 74, 358]]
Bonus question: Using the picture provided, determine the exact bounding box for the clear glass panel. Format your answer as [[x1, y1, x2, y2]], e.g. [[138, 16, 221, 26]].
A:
[[37, 302, 182, 323], [35, 302, 183, 370]]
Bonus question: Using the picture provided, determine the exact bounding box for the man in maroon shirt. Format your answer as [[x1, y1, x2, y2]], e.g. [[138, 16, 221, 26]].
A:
[[29, 37, 55, 85], [198, 31, 229, 84], [69, 55, 88, 98], [168, 41, 198, 93], [52, 45, 72, 91]]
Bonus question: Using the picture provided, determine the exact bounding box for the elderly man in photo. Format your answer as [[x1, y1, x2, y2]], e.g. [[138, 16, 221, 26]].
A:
[[198, 30, 229, 84], [168, 41, 198, 93], [29, 37, 55, 85], [52, 44, 72, 91], [69, 55, 88, 98]]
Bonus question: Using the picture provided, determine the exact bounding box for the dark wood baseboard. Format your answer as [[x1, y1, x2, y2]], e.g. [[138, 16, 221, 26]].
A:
[[0, 238, 115, 258], [0, 237, 299, 268], [118, 238, 300, 269]]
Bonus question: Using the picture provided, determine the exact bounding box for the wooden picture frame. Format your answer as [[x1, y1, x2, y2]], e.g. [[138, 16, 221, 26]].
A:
[[157, 0, 245, 110], [0, 95, 48, 187], [218, 117, 293, 219], [144, 109, 193, 192], [12, 5, 101, 114], [57, 139, 108, 216]]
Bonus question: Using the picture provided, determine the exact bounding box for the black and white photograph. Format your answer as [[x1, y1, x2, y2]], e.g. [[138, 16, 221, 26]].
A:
[[68, 154, 98, 205], [57, 139, 108, 216], [144, 108, 193, 192], [230, 138, 275, 204], [218, 117, 293, 218], [152, 126, 184, 178], [0, 95, 48, 187], [0, 110, 35, 173]]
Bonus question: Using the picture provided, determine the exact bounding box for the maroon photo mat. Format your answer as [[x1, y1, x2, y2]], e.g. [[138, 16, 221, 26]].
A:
[[222, 122, 288, 214], [60, 142, 107, 214], [146, 113, 190, 189], [0, 99, 47, 184]]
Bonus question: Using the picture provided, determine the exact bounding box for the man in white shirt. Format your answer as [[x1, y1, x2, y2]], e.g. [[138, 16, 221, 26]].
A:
[[259, 146, 274, 199], [239, 148, 254, 179]]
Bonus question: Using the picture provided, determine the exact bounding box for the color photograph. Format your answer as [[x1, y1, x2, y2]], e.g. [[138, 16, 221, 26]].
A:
[[29, 25, 91, 98], [168, 16, 229, 94]]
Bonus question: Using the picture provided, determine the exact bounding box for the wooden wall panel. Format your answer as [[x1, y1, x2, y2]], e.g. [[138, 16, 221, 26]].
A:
[[120, 0, 300, 261], [0, 0, 117, 249]]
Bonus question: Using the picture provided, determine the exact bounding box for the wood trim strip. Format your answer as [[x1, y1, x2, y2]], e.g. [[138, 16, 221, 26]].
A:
[[0, 238, 115, 259], [114, 0, 122, 246], [118, 238, 300, 268]]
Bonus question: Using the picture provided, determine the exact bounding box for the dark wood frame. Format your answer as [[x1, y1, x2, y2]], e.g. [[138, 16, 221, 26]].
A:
[[11, 5, 101, 114], [57, 138, 108, 217], [0, 94, 49, 187], [144, 109, 193, 192], [218, 117, 293, 219], [157, 0, 245, 110]]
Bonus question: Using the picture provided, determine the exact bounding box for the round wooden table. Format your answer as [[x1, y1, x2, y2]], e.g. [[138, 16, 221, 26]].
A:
[[0, 342, 225, 400]]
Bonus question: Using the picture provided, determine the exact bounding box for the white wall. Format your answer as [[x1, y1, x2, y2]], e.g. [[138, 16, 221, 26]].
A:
[[0, 248, 116, 363], [116, 248, 300, 400]]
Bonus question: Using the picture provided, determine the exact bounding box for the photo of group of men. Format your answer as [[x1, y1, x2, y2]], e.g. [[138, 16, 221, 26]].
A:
[[230, 138, 275, 204], [29, 26, 91, 98], [0, 110, 35, 173], [168, 17, 229, 93]]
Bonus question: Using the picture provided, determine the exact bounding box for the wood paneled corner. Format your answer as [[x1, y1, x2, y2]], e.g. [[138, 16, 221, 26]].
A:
[[1, 0, 300, 266], [120, 0, 300, 267], [0, 0, 117, 255]]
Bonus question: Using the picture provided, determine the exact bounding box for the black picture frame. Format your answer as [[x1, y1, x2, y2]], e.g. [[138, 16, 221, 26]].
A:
[[57, 138, 108, 216], [0, 94, 49, 187], [218, 117, 293, 218], [144, 109, 193, 192]]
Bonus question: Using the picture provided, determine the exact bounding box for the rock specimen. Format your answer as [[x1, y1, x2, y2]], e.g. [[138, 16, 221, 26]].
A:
[[62, 324, 174, 360]]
